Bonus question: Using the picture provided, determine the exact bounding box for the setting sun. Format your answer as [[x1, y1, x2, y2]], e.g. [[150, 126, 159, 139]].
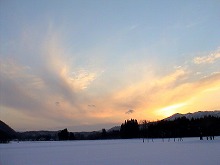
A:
[[157, 103, 187, 118]]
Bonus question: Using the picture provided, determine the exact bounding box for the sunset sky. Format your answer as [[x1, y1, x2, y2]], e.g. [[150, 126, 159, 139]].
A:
[[1, 0, 220, 131]]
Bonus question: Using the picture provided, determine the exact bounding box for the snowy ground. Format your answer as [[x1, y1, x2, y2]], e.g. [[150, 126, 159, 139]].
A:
[[1, 137, 220, 165]]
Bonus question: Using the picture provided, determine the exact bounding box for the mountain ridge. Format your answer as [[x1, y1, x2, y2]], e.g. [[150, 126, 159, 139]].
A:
[[1, 110, 220, 141], [164, 110, 220, 121], [0, 120, 17, 142]]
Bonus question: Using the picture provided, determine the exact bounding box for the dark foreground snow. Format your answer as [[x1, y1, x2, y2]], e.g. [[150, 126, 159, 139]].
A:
[[1, 137, 220, 165]]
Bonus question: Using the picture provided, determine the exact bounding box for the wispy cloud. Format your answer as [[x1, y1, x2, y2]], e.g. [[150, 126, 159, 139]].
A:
[[41, 31, 101, 93], [69, 69, 97, 90], [1, 0, 220, 131], [193, 49, 220, 64], [0, 28, 104, 130], [102, 64, 220, 120], [125, 109, 134, 114], [1, 22, 220, 130], [88, 104, 96, 108]]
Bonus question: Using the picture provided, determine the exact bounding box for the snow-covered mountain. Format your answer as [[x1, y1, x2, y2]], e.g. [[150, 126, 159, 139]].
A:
[[165, 110, 220, 121]]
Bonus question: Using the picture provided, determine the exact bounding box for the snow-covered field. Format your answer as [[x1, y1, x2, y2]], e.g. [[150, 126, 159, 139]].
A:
[[1, 137, 220, 165]]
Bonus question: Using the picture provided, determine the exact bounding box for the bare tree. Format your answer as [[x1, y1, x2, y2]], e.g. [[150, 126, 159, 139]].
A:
[[140, 120, 148, 143]]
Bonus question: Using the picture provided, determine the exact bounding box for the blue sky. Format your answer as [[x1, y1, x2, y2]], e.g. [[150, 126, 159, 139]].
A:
[[1, 0, 220, 131]]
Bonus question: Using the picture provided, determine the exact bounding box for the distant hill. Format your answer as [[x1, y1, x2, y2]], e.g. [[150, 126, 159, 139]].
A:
[[107, 126, 120, 132], [164, 110, 220, 121], [0, 120, 17, 142], [1, 110, 220, 141], [18, 131, 58, 141]]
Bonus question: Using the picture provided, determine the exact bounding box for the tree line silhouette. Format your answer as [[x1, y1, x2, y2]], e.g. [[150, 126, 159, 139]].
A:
[[120, 119, 139, 138], [138, 116, 220, 140], [118, 116, 220, 140], [1, 115, 220, 142], [58, 128, 75, 140]]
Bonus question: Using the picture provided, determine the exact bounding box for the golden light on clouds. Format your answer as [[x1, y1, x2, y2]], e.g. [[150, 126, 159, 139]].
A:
[[1, 0, 220, 132], [1, 26, 220, 131], [193, 49, 220, 64], [1, 39, 220, 130]]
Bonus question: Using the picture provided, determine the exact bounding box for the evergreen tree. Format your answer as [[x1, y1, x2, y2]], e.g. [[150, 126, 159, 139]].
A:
[[101, 129, 107, 139], [69, 132, 75, 140], [120, 119, 139, 138], [58, 128, 69, 140]]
